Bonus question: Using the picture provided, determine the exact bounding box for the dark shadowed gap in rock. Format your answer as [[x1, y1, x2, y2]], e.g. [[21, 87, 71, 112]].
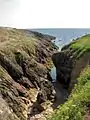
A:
[[50, 63, 70, 109], [50, 65, 69, 109]]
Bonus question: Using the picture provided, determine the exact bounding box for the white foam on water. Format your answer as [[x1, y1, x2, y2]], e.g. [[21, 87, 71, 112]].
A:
[[50, 67, 56, 82]]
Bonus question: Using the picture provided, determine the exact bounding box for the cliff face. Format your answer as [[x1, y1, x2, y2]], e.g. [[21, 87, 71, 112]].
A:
[[52, 35, 90, 89], [52, 50, 74, 88], [0, 27, 57, 120], [49, 35, 90, 120]]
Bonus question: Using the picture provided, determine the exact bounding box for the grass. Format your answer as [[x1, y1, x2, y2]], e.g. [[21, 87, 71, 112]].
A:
[[0, 28, 37, 54], [69, 35, 90, 58], [0, 28, 54, 69], [48, 65, 90, 120]]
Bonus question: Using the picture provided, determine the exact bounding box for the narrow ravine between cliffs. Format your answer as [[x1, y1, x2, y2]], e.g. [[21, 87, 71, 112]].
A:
[[28, 38, 70, 120], [50, 47, 69, 109], [28, 30, 90, 120]]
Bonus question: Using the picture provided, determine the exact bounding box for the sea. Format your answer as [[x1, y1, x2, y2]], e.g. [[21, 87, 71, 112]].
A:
[[31, 28, 90, 47]]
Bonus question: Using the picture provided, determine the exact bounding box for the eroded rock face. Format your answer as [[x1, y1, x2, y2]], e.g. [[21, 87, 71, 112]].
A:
[[52, 50, 75, 88], [0, 27, 57, 120], [52, 45, 90, 89]]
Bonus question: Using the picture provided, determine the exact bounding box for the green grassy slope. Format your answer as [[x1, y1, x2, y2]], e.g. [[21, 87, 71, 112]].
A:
[[48, 35, 90, 120], [48, 66, 90, 120], [62, 34, 90, 59], [70, 35, 90, 58]]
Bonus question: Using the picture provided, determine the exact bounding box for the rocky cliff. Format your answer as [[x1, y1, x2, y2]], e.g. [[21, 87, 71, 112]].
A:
[[52, 35, 90, 89], [0, 27, 57, 120], [49, 35, 90, 120]]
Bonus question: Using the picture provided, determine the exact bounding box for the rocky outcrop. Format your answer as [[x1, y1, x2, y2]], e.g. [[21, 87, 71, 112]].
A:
[[52, 35, 90, 89], [52, 50, 74, 88], [0, 27, 57, 120]]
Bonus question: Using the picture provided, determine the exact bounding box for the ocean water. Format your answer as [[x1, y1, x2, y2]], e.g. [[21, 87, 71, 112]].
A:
[[32, 28, 90, 48], [50, 67, 56, 82], [31, 29, 90, 81]]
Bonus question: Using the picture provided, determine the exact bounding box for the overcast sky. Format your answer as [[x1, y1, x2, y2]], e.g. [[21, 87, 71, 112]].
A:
[[0, 0, 19, 27], [0, 0, 90, 28]]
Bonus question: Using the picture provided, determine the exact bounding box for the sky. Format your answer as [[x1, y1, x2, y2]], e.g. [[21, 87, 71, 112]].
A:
[[0, 0, 90, 28], [0, 0, 19, 27]]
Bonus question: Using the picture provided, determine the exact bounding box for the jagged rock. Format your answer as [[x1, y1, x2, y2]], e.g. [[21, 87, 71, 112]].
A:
[[52, 50, 74, 88], [52, 36, 90, 89], [0, 27, 57, 120]]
